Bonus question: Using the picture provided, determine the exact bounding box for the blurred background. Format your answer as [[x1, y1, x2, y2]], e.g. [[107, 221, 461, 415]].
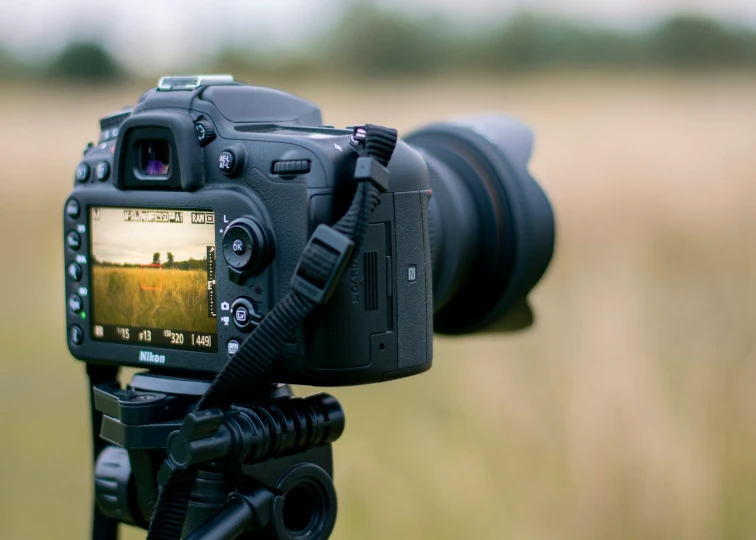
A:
[[2, 0, 756, 538]]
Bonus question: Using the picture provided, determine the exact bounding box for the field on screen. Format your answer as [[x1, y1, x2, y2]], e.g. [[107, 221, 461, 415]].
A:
[[91, 265, 214, 332]]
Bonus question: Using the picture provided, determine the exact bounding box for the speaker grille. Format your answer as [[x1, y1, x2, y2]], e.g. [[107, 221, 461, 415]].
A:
[[365, 251, 379, 311]]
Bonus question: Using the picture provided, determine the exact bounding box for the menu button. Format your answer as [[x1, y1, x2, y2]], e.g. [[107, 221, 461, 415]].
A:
[[67, 231, 81, 250]]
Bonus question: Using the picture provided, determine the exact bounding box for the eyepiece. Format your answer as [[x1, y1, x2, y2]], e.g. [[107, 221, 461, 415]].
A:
[[138, 140, 171, 176], [406, 115, 554, 334]]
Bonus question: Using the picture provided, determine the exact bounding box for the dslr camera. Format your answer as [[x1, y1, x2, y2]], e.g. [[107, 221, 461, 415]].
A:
[[64, 75, 553, 539]]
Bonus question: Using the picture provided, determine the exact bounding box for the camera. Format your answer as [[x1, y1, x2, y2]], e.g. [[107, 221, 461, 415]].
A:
[[64, 75, 553, 385], [64, 75, 554, 539]]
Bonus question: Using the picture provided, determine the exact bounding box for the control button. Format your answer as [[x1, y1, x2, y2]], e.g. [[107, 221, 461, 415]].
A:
[[231, 297, 262, 333], [272, 159, 311, 176], [222, 218, 273, 276], [218, 150, 236, 174], [68, 262, 83, 282], [69, 325, 84, 345], [232, 238, 246, 255], [69, 294, 83, 313], [95, 161, 110, 181], [218, 144, 245, 176], [235, 306, 249, 323], [67, 231, 82, 250], [66, 199, 81, 219], [75, 163, 90, 182], [227, 340, 240, 356], [195, 121, 216, 146]]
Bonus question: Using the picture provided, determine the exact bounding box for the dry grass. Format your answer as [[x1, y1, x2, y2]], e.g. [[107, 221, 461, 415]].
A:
[[91, 266, 215, 332], [1, 71, 756, 539]]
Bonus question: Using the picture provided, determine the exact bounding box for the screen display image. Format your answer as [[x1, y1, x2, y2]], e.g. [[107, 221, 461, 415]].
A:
[[90, 207, 218, 352]]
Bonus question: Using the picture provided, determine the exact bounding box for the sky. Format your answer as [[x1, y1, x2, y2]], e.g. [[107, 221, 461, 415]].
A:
[[1, 0, 755, 72], [90, 207, 216, 266]]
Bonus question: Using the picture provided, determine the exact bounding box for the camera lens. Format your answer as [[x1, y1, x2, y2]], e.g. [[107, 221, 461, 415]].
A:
[[405, 115, 555, 334], [139, 140, 171, 176]]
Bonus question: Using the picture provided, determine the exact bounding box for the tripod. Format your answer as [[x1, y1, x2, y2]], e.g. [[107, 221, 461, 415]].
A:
[[90, 370, 345, 539]]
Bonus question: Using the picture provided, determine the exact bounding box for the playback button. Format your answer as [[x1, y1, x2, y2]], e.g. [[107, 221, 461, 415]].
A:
[[66, 199, 80, 219]]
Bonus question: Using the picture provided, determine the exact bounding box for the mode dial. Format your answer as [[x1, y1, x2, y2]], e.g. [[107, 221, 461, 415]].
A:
[[222, 218, 274, 282]]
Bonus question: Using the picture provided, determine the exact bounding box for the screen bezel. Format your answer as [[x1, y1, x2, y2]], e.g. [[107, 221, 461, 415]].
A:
[[65, 186, 276, 375]]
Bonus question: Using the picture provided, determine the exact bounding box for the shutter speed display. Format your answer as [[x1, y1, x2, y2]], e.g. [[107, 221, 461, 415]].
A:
[[89, 207, 218, 352]]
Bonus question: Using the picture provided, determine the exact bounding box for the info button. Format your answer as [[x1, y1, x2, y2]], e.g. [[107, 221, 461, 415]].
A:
[[69, 325, 84, 345]]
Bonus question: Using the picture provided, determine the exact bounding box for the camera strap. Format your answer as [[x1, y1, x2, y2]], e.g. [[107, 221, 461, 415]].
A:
[[145, 125, 397, 540]]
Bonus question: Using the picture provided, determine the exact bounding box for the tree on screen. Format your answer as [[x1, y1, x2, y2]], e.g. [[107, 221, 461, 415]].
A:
[[166, 252, 175, 269], [153, 252, 161, 265]]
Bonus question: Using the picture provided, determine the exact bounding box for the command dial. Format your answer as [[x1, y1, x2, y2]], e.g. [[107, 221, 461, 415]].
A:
[[222, 217, 274, 278]]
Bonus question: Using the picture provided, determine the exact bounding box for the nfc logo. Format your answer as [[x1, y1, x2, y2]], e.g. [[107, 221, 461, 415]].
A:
[[408, 265, 417, 282]]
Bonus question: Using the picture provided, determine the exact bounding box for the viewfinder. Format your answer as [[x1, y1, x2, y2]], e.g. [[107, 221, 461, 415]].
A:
[[139, 141, 171, 176]]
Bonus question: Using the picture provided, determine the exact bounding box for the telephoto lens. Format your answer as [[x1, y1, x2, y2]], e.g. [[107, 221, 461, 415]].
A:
[[406, 115, 555, 334]]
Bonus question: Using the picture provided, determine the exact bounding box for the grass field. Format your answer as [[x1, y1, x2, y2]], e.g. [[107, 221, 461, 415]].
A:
[[91, 265, 215, 332], [1, 71, 756, 539]]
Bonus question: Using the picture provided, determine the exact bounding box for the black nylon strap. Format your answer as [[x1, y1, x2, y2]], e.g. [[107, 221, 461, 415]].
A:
[[145, 469, 194, 539], [298, 241, 341, 289], [198, 290, 314, 411], [87, 364, 121, 540], [146, 125, 396, 540]]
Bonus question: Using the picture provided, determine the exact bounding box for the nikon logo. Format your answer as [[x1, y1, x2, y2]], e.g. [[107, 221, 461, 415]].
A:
[[138, 350, 166, 364]]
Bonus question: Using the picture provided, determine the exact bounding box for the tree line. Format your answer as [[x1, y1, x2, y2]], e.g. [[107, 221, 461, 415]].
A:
[[92, 254, 207, 270], [4, 9, 756, 81]]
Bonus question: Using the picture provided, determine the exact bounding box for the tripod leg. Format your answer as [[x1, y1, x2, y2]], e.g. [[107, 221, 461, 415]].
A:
[[87, 363, 121, 540], [185, 490, 274, 540]]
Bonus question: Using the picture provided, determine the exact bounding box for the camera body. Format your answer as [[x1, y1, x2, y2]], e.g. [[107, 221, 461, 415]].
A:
[[65, 76, 432, 386]]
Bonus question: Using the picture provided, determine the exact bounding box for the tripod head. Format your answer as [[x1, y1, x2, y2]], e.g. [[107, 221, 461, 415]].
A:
[[91, 371, 344, 539]]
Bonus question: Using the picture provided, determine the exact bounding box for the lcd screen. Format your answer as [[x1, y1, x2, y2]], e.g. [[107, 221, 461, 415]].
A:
[[89, 207, 217, 352]]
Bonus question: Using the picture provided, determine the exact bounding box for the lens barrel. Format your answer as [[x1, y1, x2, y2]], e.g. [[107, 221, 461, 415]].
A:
[[405, 115, 554, 334]]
